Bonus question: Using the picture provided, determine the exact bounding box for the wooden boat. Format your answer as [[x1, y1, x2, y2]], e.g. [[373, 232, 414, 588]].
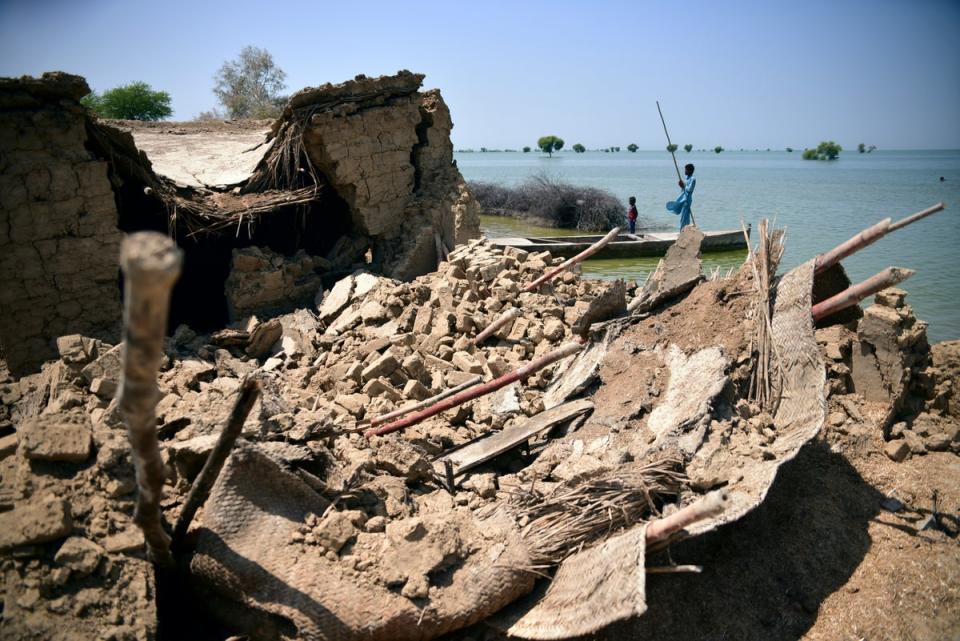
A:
[[490, 226, 749, 259]]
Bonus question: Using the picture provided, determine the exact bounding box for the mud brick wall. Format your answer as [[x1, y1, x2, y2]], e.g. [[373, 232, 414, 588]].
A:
[[0, 73, 122, 376], [294, 72, 480, 281], [225, 246, 325, 321]]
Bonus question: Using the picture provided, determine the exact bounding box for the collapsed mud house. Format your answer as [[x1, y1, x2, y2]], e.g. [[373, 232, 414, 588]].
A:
[[0, 72, 958, 641], [0, 70, 480, 377]]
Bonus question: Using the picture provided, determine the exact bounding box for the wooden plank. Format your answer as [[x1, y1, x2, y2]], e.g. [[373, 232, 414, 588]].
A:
[[435, 399, 594, 477]]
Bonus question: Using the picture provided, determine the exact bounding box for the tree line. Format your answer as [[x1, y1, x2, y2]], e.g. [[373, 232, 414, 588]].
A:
[[80, 45, 288, 121]]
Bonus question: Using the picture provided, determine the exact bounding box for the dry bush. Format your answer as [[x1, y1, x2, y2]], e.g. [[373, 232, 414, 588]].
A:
[[470, 175, 651, 232]]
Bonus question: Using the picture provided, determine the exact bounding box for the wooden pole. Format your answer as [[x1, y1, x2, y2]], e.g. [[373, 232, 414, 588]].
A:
[[645, 490, 729, 543], [656, 100, 696, 227], [118, 232, 182, 568], [811, 266, 916, 321], [172, 377, 260, 549], [364, 375, 483, 428], [888, 201, 946, 232], [523, 227, 621, 293], [365, 342, 583, 438], [814, 203, 946, 274], [473, 307, 522, 344]]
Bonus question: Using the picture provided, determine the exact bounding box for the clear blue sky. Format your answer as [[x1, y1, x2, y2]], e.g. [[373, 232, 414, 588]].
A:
[[1, 0, 958, 150]]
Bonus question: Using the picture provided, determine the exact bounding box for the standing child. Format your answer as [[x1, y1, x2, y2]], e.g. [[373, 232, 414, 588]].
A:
[[627, 196, 638, 234]]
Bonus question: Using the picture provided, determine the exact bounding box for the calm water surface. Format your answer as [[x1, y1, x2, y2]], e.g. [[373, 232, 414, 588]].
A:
[[458, 150, 960, 342]]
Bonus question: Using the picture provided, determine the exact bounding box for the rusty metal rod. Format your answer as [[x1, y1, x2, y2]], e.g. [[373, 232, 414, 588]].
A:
[[811, 266, 916, 322], [523, 227, 621, 293], [118, 232, 182, 568], [172, 377, 260, 549], [365, 342, 584, 438], [473, 307, 522, 344]]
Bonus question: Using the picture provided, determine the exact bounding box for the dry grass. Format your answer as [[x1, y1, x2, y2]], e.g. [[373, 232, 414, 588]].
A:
[[744, 219, 786, 412], [504, 458, 685, 567]]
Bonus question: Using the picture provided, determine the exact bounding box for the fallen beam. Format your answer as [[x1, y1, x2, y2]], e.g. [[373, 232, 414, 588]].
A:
[[523, 227, 620, 292], [365, 342, 584, 438], [811, 266, 915, 321], [118, 232, 182, 568], [435, 399, 594, 477]]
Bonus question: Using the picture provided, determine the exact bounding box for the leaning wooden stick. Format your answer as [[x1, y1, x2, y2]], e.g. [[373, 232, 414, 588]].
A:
[[172, 377, 260, 548], [473, 307, 522, 344], [523, 227, 621, 292], [365, 342, 584, 437], [645, 489, 729, 543], [814, 202, 945, 274], [364, 375, 482, 428], [811, 266, 915, 321], [118, 232, 182, 568]]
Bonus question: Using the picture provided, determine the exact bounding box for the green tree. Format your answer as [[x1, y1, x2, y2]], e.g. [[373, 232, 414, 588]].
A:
[[572, 143, 586, 153], [858, 143, 866, 153], [714, 146, 724, 154], [627, 143, 639, 152], [684, 144, 693, 152], [81, 82, 172, 121], [522, 146, 531, 153], [802, 141, 842, 161], [666, 143, 678, 153], [537, 135, 564, 157], [213, 46, 287, 119]]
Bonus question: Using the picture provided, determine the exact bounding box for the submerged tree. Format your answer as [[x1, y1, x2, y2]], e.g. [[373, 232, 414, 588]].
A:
[[714, 146, 724, 154], [627, 143, 639, 152], [666, 143, 678, 153], [572, 143, 586, 153], [684, 144, 693, 152], [802, 141, 842, 161], [537, 135, 564, 157], [786, 147, 794, 152], [858, 143, 866, 153], [522, 146, 531, 153], [81, 82, 172, 121], [213, 46, 287, 119]]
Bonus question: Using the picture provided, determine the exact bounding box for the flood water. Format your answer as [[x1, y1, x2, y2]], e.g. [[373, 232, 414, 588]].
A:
[[458, 150, 960, 342]]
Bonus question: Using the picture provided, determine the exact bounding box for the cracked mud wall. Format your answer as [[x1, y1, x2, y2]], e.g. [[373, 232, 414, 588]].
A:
[[296, 72, 480, 281], [0, 73, 122, 377]]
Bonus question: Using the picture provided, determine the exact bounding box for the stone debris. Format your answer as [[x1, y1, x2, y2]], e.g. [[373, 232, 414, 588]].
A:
[[17, 411, 92, 462], [0, 497, 72, 550], [0, 197, 957, 641]]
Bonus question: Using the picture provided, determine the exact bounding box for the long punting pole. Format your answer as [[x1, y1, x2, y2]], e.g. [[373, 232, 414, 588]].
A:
[[365, 342, 584, 438], [523, 227, 621, 292], [811, 266, 915, 321], [656, 100, 696, 227], [814, 202, 946, 275]]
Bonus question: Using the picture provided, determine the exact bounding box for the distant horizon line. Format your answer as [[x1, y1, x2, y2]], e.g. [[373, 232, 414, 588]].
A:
[[452, 147, 960, 153]]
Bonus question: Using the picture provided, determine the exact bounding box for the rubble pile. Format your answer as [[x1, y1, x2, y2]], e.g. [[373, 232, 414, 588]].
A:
[[0, 239, 635, 640], [1, 230, 957, 640]]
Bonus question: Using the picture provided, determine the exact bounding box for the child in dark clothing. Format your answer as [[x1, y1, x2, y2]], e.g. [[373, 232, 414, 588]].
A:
[[627, 196, 638, 234]]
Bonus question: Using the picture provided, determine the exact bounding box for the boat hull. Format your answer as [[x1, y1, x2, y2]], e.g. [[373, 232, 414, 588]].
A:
[[489, 228, 749, 259]]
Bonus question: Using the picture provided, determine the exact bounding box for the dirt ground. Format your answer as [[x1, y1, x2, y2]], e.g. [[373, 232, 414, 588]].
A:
[[593, 404, 959, 641]]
